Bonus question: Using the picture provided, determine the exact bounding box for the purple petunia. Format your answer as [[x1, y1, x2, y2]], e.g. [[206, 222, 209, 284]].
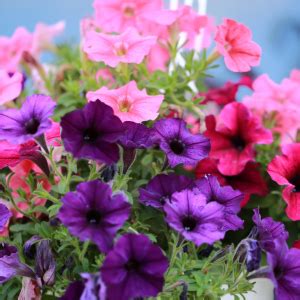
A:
[[118, 121, 154, 149], [164, 189, 225, 246], [58, 180, 131, 253], [0, 203, 11, 230], [267, 242, 300, 299], [61, 100, 124, 164], [139, 173, 192, 209], [194, 175, 244, 231], [101, 233, 169, 300], [252, 209, 288, 252], [153, 118, 210, 167], [0, 94, 56, 144], [0, 243, 35, 283]]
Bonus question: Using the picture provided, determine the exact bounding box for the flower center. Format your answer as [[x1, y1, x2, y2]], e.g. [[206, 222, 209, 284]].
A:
[[231, 135, 246, 151], [290, 174, 300, 192], [83, 128, 99, 143], [125, 259, 140, 272], [182, 216, 197, 231], [170, 139, 185, 155], [24, 118, 40, 134], [118, 98, 132, 113], [123, 4, 135, 18], [86, 210, 101, 225], [159, 196, 167, 205], [114, 42, 128, 56], [274, 266, 284, 279]]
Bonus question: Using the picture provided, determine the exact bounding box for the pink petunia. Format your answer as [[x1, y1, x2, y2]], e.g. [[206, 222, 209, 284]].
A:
[[93, 0, 163, 33], [215, 18, 261, 72], [0, 70, 23, 104], [83, 27, 157, 67], [87, 80, 164, 123], [205, 102, 273, 176], [268, 143, 300, 220], [0, 27, 33, 72]]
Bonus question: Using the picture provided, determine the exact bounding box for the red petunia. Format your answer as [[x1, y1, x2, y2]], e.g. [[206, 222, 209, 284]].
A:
[[195, 158, 269, 206], [205, 102, 273, 176], [268, 143, 300, 220]]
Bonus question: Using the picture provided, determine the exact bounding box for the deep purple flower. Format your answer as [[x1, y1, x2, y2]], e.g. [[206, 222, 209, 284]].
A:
[[194, 175, 244, 231], [139, 173, 192, 209], [119, 121, 154, 149], [60, 273, 106, 300], [267, 242, 300, 299], [0, 94, 55, 144], [61, 100, 124, 164], [58, 180, 131, 253], [101, 233, 169, 300], [0, 243, 35, 283], [153, 118, 210, 167], [252, 209, 288, 252], [164, 189, 225, 246], [0, 203, 11, 230], [23, 235, 41, 259]]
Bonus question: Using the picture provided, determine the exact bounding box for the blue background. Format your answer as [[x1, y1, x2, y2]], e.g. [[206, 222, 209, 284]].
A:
[[1, 0, 300, 82]]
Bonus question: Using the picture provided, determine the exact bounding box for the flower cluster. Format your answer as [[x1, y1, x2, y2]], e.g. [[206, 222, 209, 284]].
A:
[[0, 0, 299, 299]]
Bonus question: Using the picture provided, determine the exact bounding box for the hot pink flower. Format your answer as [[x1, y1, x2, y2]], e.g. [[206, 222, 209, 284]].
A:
[[93, 0, 163, 33], [205, 102, 273, 176], [268, 143, 300, 220], [0, 70, 23, 104], [87, 80, 164, 123], [0, 27, 33, 72], [243, 74, 300, 144], [31, 21, 65, 56], [83, 27, 157, 67], [215, 18, 261, 72]]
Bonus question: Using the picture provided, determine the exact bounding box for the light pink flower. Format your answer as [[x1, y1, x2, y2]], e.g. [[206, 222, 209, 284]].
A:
[[93, 0, 163, 33], [83, 27, 156, 67], [215, 18, 261, 72], [0, 27, 33, 72], [147, 43, 170, 72], [243, 74, 300, 144], [289, 69, 300, 83], [87, 80, 164, 122], [31, 21, 65, 56], [0, 70, 23, 104]]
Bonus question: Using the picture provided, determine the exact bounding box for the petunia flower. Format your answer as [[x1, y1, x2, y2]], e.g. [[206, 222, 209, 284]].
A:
[[267, 143, 300, 220], [267, 242, 300, 299], [87, 80, 163, 123], [83, 27, 156, 67], [195, 158, 269, 206], [252, 209, 288, 252], [154, 118, 210, 167], [205, 102, 273, 176], [0, 204, 12, 231], [0, 70, 23, 104], [139, 173, 192, 209], [58, 180, 131, 253], [101, 233, 169, 300], [215, 18, 261, 72], [0, 94, 56, 145], [61, 100, 124, 164], [164, 189, 225, 246], [194, 175, 244, 231]]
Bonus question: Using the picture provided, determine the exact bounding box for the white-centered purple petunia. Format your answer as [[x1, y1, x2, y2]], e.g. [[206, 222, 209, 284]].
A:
[[139, 173, 192, 209], [58, 180, 131, 253], [61, 100, 124, 165], [0, 94, 56, 144], [164, 189, 225, 246], [153, 118, 210, 167], [194, 175, 244, 231], [101, 233, 169, 300]]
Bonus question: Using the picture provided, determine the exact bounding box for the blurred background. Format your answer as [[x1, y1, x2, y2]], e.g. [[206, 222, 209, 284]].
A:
[[0, 0, 300, 82]]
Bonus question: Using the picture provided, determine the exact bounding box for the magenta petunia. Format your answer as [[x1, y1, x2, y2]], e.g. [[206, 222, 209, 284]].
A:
[[101, 233, 169, 300], [154, 118, 210, 167], [0, 94, 56, 144], [164, 189, 225, 246], [58, 180, 131, 253], [61, 100, 124, 164]]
